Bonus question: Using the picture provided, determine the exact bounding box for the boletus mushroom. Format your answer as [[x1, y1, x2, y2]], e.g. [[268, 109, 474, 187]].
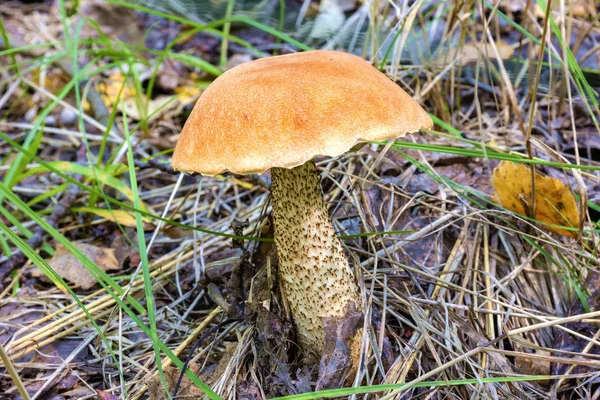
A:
[[172, 50, 432, 361]]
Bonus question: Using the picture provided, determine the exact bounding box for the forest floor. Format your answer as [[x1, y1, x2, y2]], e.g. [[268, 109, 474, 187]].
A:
[[0, 0, 599, 399]]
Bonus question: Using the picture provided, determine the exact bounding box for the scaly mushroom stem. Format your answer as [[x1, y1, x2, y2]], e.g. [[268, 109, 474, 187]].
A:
[[271, 160, 362, 360]]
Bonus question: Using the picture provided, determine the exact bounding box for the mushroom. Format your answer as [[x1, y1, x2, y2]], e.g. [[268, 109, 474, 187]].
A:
[[172, 50, 432, 360]]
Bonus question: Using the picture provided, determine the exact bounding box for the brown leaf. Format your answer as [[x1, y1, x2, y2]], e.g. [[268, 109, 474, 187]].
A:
[[162, 224, 193, 239], [79, 0, 143, 44], [225, 53, 253, 70], [515, 350, 551, 386], [534, 0, 594, 18], [492, 161, 580, 238], [157, 60, 185, 91], [553, 270, 600, 376], [96, 389, 120, 400], [58, 386, 96, 399], [33, 242, 120, 289], [111, 233, 141, 269], [237, 380, 263, 400], [317, 302, 363, 390], [148, 363, 203, 400]]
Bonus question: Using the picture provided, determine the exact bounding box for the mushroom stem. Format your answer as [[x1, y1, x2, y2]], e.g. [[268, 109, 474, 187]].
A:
[[271, 160, 362, 360]]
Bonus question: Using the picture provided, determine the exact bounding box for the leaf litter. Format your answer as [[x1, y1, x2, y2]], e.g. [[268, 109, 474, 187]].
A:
[[31, 242, 121, 290], [0, 0, 598, 399]]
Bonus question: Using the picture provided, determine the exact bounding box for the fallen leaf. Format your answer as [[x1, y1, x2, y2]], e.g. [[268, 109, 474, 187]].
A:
[[515, 350, 551, 386], [23, 161, 150, 212], [33, 242, 120, 289], [148, 363, 203, 400], [225, 53, 253, 70], [553, 270, 600, 376], [73, 207, 154, 230], [32, 67, 71, 94], [97, 72, 137, 109], [237, 380, 263, 400], [492, 161, 580, 238], [79, 0, 143, 44], [157, 60, 185, 91], [30, 68, 91, 112], [174, 84, 202, 106], [534, 0, 594, 18], [309, 0, 346, 41], [122, 95, 179, 121], [436, 41, 514, 66], [56, 372, 79, 390], [96, 389, 120, 400], [317, 302, 363, 390]]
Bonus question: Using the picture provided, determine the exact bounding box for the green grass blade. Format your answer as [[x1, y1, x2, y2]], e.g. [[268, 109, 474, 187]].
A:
[[270, 375, 559, 399], [104, 0, 311, 51], [0, 130, 269, 242], [122, 107, 172, 399], [0, 181, 146, 314], [0, 220, 125, 386]]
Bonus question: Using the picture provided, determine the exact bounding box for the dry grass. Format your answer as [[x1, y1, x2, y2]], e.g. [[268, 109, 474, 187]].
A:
[[0, 0, 599, 399]]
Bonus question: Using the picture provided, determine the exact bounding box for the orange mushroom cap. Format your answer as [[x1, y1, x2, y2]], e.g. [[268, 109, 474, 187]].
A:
[[172, 50, 432, 175]]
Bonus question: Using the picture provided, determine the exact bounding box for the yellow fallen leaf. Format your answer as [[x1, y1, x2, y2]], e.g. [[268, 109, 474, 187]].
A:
[[97, 72, 137, 108], [73, 207, 154, 230], [174, 85, 202, 106], [31, 67, 91, 111], [492, 161, 580, 238], [33, 242, 120, 289], [32, 67, 71, 94]]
